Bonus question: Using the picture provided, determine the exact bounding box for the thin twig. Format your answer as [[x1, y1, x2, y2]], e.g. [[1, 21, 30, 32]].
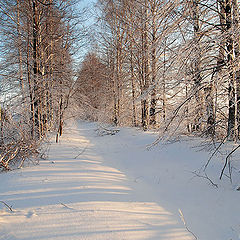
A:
[[60, 202, 69, 208], [36, 0, 53, 6], [228, 159, 233, 184], [179, 209, 198, 240], [60, 202, 74, 210], [0, 201, 13, 212], [203, 135, 228, 171], [191, 171, 218, 188], [220, 144, 240, 180], [74, 145, 88, 159]]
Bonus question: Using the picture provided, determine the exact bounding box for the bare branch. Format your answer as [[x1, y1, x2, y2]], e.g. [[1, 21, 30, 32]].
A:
[[0, 201, 13, 212]]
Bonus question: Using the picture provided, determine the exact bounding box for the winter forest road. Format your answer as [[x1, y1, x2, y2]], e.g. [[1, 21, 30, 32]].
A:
[[0, 120, 194, 240]]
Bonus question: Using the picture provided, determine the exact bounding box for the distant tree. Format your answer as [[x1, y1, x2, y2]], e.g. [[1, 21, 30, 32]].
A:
[[75, 53, 113, 122]]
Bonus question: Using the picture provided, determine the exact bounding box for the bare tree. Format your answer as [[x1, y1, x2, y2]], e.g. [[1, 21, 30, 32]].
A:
[[0, 0, 81, 170]]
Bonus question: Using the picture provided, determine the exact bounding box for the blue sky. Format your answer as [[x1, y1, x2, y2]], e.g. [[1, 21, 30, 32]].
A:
[[73, 0, 98, 64]]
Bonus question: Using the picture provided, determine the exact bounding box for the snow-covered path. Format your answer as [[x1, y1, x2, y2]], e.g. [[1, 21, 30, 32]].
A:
[[0, 120, 240, 240], [0, 121, 192, 240]]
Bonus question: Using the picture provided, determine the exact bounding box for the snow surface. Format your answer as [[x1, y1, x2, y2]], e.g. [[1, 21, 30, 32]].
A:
[[0, 120, 240, 240]]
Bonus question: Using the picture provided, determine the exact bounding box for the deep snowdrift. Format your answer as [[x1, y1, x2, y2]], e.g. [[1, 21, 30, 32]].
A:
[[0, 120, 239, 240]]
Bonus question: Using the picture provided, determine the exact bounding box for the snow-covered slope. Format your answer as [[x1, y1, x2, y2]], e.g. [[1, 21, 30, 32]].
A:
[[0, 120, 239, 240]]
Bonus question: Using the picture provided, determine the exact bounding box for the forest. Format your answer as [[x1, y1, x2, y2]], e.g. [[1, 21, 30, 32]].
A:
[[0, 1, 240, 239], [0, 0, 240, 171]]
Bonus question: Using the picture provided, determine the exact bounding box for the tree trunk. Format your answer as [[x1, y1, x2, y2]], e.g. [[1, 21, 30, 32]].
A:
[[141, 0, 149, 130], [233, 0, 240, 139], [56, 95, 63, 143], [162, 38, 167, 123], [192, 0, 203, 132], [130, 46, 137, 127], [149, 0, 157, 126], [17, 0, 24, 102], [0, 107, 3, 145], [224, 0, 235, 139], [27, 17, 35, 138], [32, 0, 40, 138], [205, 85, 215, 137]]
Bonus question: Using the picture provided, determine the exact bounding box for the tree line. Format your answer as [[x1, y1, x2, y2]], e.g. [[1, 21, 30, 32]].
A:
[[1, 0, 240, 171], [0, 0, 80, 170], [76, 0, 240, 144]]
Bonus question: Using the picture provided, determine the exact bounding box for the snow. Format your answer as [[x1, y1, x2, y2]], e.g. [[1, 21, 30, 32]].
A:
[[0, 120, 240, 240]]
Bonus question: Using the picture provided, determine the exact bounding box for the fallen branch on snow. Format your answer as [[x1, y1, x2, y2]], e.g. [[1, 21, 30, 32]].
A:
[[74, 145, 88, 159], [96, 126, 120, 136], [191, 171, 218, 188], [220, 144, 240, 180], [179, 209, 198, 240], [60, 202, 69, 208], [0, 201, 13, 212], [60, 202, 74, 210]]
